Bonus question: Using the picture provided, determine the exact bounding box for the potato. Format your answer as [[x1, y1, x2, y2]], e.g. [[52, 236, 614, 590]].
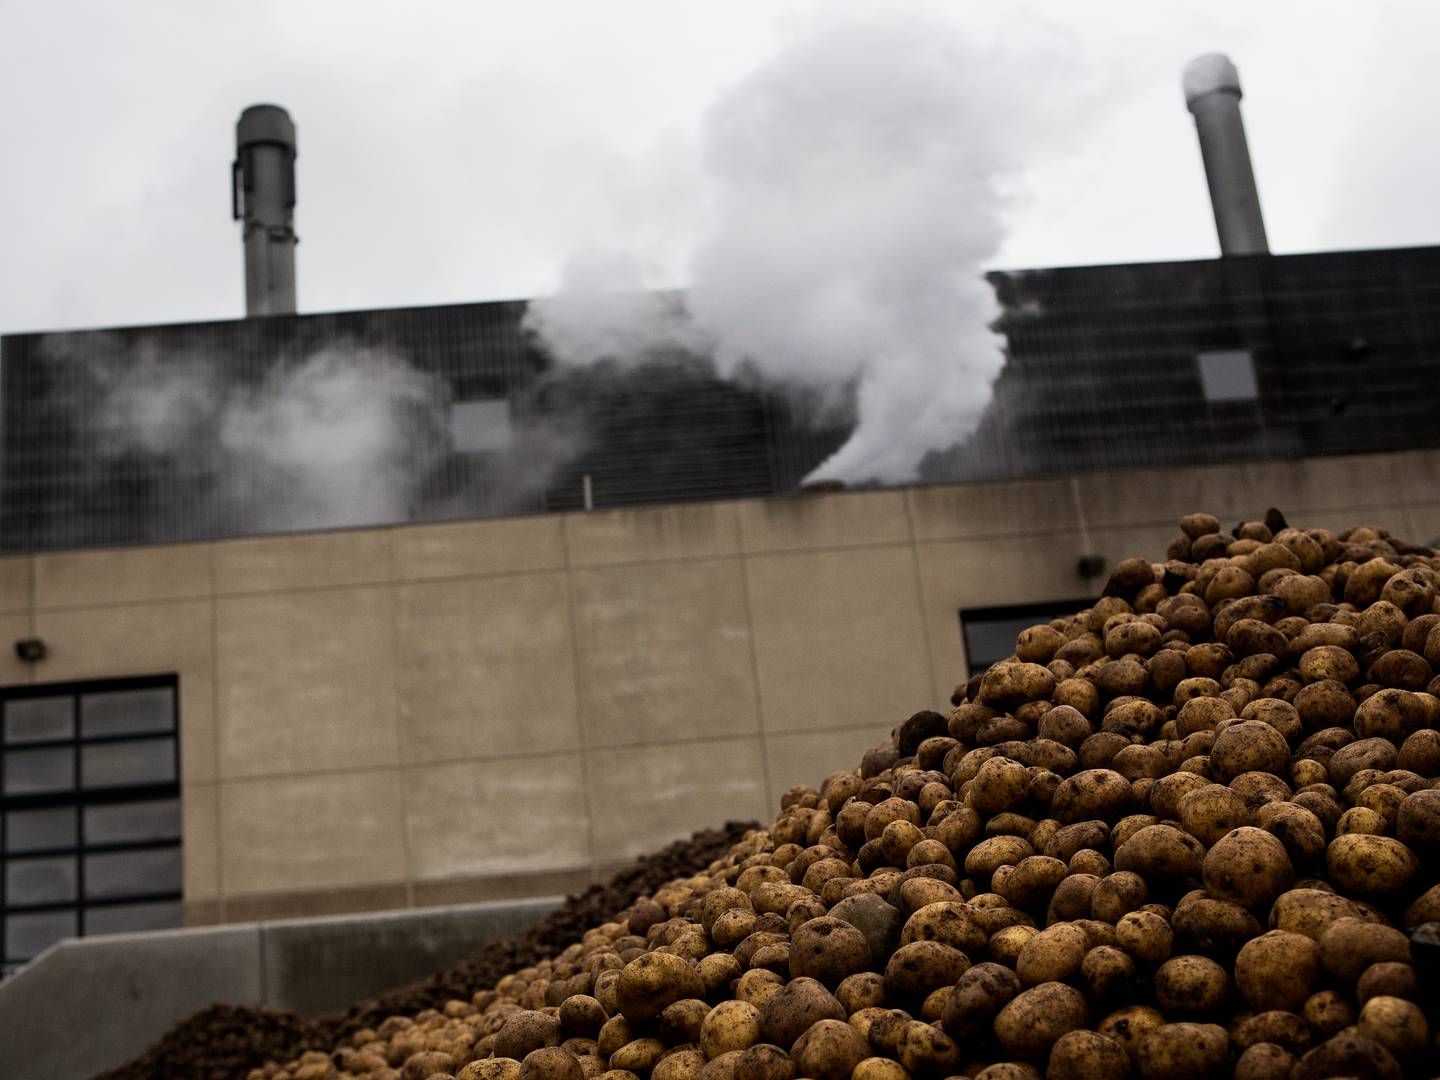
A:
[[521, 1048, 585, 1080], [1325, 834, 1419, 895], [883, 940, 970, 1002], [1317, 917, 1411, 982], [496, 1012, 565, 1060], [1116, 910, 1173, 965], [789, 1019, 870, 1080], [1046, 1029, 1130, 1080], [895, 1020, 961, 1076], [1233, 1042, 1295, 1080], [834, 972, 886, 1015], [700, 1002, 761, 1059], [1234, 929, 1320, 1011], [1114, 824, 1206, 884], [757, 978, 845, 1049], [1357, 995, 1430, 1062], [1202, 826, 1293, 911], [1291, 1031, 1402, 1080], [616, 953, 705, 1024], [1014, 922, 1086, 986], [1134, 1022, 1229, 1080], [733, 1044, 796, 1080], [1177, 784, 1251, 846], [459, 1061, 523, 1080], [992, 982, 1089, 1060], [1081, 944, 1136, 1003], [1090, 871, 1147, 923], [942, 962, 1021, 1036], [849, 1058, 908, 1080], [1153, 954, 1230, 1014], [787, 917, 871, 987]]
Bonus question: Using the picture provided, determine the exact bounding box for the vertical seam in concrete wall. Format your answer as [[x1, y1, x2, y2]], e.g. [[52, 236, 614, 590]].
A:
[[735, 547, 775, 812], [209, 541, 226, 920], [900, 493, 940, 709], [559, 517, 599, 880], [1069, 477, 1093, 554], [385, 534, 416, 909]]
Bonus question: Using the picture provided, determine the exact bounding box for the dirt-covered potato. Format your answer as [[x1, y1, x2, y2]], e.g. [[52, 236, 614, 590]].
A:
[[1202, 826, 1293, 910], [1045, 1029, 1131, 1080], [1116, 910, 1173, 965], [1234, 929, 1320, 1011], [1153, 954, 1230, 1014], [992, 982, 1089, 1059], [883, 940, 969, 1002], [616, 954, 705, 1024], [1135, 1022, 1230, 1080], [1014, 922, 1086, 985], [1325, 833, 1419, 894], [756, 978, 845, 1049], [521, 1047, 586, 1080], [789, 1019, 870, 1080], [1317, 917, 1411, 982], [699, 1002, 761, 1060], [1114, 824, 1206, 884], [787, 917, 871, 987], [1233, 1042, 1295, 1080], [942, 961, 1021, 1036]]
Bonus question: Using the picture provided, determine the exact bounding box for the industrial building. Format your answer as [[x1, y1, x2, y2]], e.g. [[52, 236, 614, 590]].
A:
[[1, 55, 1438, 976]]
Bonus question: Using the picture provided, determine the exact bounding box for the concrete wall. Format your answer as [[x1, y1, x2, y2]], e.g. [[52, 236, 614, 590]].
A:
[[0, 450, 1435, 923], [0, 897, 560, 1080]]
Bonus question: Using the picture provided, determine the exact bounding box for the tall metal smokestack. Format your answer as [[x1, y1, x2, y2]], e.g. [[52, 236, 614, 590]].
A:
[[233, 104, 298, 316], [1183, 54, 1268, 256]]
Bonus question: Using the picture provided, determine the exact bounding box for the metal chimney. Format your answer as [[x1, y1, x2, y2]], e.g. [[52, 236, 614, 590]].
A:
[[233, 104, 298, 316], [1183, 54, 1268, 256]]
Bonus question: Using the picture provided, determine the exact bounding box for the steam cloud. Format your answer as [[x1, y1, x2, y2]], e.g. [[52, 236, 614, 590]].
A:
[[524, 5, 1038, 484], [57, 335, 453, 534]]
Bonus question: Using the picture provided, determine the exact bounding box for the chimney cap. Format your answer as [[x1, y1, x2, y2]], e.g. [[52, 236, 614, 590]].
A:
[[1183, 53, 1242, 109], [237, 103, 297, 153]]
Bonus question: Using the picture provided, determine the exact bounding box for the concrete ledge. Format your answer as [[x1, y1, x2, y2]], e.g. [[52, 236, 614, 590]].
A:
[[0, 895, 561, 1080]]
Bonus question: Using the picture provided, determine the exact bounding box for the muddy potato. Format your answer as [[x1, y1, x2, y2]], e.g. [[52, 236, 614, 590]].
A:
[[942, 961, 1021, 1037], [1233, 929, 1320, 1012], [789, 1019, 870, 1080], [1135, 1022, 1229, 1080], [1356, 961, 1419, 1004], [1301, 990, 1356, 1039], [1014, 922, 1086, 986], [1233, 1042, 1295, 1080], [734, 969, 785, 1009], [1326, 834, 1419, 895], [521, 1048, 585, 1080], [1357, 995, 1429, 1062], [1114, 824, 1206, 885], [757, 978, 845, 1049], [1291, 1031, 1402, 1080], [1177, 784, 1251, 846], [496, 1012, 565, 1060], [884, 940, 970, 1003], [1153, 954, 1230, 1015], [895, 1020, 961, 1076], [849, 1059, 908, 1080], [1318, 917, 1411, 982], [1091, 871, 1147, 923], [992, 982, 1089, 1060], [459, 1061, 523, 1080], [900, 901, 986, 955], [1202, 826, 1294, 911], [1116, 910, 1173, 965], [787, 917, 871, 987], [1041, 1029, 1129, 1080], [733, 1044, 796, 1080], [834, 972, 886, 1014], [1081, 944, 1136, 1003]]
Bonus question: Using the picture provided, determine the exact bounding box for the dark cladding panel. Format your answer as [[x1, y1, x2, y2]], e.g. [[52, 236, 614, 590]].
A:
[[0, 299, 847, 553]]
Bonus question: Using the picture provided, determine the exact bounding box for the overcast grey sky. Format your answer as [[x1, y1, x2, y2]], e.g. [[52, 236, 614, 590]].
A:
[[2, 0, 1437, 336]]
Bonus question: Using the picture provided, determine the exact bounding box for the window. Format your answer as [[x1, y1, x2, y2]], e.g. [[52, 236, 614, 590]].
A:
[[1, 677, 181, 975], [1196, 349, 1259, 402], [959, 601, 1093, 678], [449, 398, 513, 453]]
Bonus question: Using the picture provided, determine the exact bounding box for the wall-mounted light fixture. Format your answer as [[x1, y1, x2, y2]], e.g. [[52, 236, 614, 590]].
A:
[[14, 638, 47, 663]]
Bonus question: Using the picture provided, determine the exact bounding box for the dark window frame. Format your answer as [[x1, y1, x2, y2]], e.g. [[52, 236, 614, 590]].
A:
[[1, 674, 180, 971], [958, 600, 1094, 678]]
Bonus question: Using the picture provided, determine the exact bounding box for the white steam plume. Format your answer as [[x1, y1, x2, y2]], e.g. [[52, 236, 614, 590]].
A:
[[525, 5, 1060, 484]]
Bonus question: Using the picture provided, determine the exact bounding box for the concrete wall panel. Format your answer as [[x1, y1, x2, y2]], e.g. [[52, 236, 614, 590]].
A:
[[392, 516, 567, 580], [33, 542, 211, 609], [220, 769, 407, 895], [402, 754, 590, 880], [0, 555, 32, 613], [746, 546, 933, 732], [738, 489, 910, 553], [214, 529, 393, 593], [395, 573, 579, 763], [182, 782, 221, 901], [906, 478, 1080, 541], [572, 559, 757, 747], [216, 587, 398, 777], [565, 501, 742, 567], [765, 725, 887, 805], [588, 737, 769, 862]]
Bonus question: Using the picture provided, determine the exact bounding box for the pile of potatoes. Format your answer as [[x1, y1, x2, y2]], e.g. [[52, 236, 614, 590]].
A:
[[252, 513, 1440, 1080]]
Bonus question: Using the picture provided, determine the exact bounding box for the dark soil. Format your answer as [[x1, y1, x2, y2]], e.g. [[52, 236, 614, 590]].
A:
[[93, 821, 756, 1080]]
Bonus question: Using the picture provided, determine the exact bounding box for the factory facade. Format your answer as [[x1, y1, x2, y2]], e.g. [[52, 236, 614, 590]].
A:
[[4, 56, 1440, 973]]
